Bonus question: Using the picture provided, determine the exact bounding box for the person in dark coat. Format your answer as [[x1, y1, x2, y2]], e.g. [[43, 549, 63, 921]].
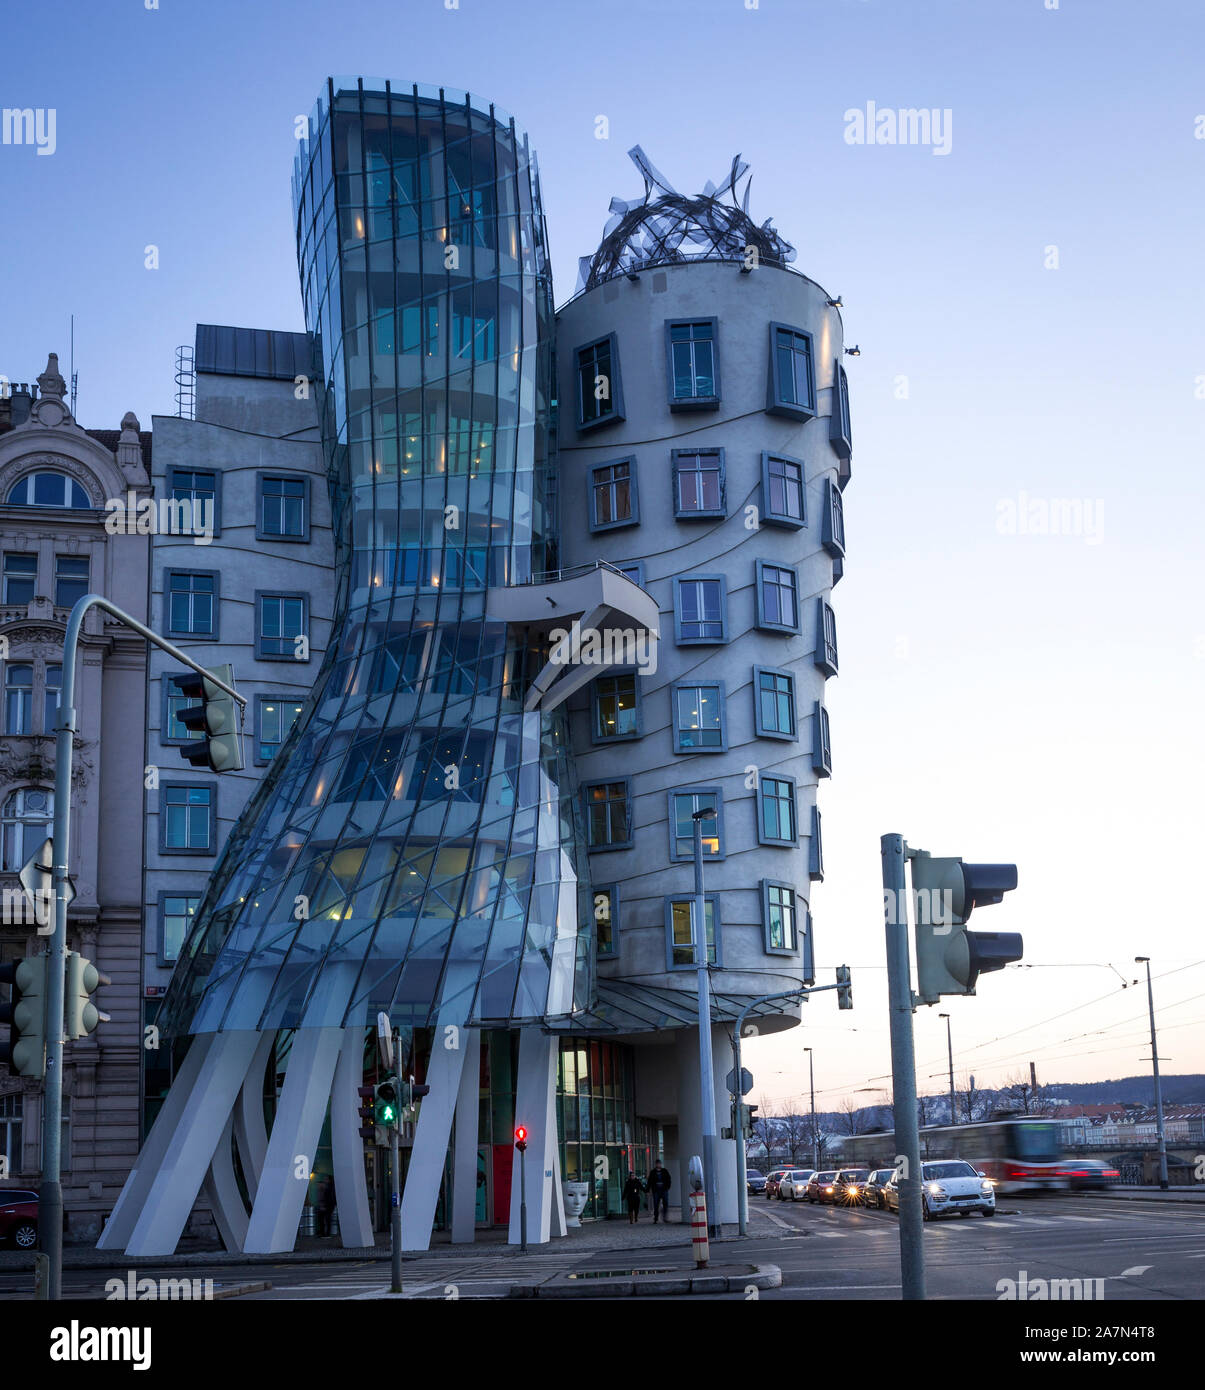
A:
[[314, 1174, 335, 1237], [647, 1160, 672, 1223], [623, 1173, 646, 1223]]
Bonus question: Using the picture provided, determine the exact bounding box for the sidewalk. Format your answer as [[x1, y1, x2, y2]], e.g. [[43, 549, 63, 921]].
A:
[[1079, 1185, 1205, 1205]]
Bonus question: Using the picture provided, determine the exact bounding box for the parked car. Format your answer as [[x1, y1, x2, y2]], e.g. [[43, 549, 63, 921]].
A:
[[805, 1171, 840, 1204], [778, 1169, 816, 1201], [863, 1168, 896, 1209], [883, 1160, 996, 1219], [834, 1169, 872, 1206], [763, 1169, 790, 1200], [1062, 1159, 1121, 1190], [746, 1169, 767, 1195], [0, 1189, 40, 1249]]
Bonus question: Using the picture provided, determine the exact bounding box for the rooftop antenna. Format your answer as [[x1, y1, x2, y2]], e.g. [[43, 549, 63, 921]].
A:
[[69, 314, 78, 417]]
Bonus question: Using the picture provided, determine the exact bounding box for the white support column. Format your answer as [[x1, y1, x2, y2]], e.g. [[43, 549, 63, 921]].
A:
[[244, 1027, 344, 1254], [96, 1031, 217, 1250], [124, 1031, 261, 1257], [400, 1012, 471, 1251], [508, 1028, 564, 1245], [450, 1029, 481, 1244], [331, 1024, 374, 1248], [233, 1032, 274, 1195], [203, 1114, 249, 1252]]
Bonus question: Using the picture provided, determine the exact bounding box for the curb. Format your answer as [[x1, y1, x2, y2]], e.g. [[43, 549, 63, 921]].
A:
[[509, 1263, 781, 1300]]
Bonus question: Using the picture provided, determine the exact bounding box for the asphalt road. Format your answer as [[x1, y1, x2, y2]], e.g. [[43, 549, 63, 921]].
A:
[[0, 1194, 1200, 1301]]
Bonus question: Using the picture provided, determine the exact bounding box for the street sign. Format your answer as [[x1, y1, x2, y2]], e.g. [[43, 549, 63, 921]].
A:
[[376, 1011, 393, 1071], [19, 838, 75, 930], [725, 1066, 754, 1096]]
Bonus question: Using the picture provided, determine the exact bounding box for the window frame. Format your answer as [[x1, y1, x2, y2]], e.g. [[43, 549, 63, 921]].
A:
[[812, 701, 832, 777], [809, 804, 825, 882], [590, 669, 642, 745], [164, 568, 220, 642], [614, 560, 645, 587], [821, 477, 846, 558], [667, 786, 726, 863], [583, 777, 634, 853], [761, 878, 799, 956], [167, 466, 222, 539], [673, 574, 728, 645], [755, 560, 802, 635], [830, 358, 853, 460], [254, 692, 306, 766], [160, 672, 195, 747], [815, 598, 839, 676], [670, 679, 728, 754], [574, 332, 625, 432], [593, 882, 620, 960], [757, 772, 799, 848], [157, 889, 201, 966], [767, 321, 818, 420], [665, 317, 721, 411], [753, 665, 797, 741], [671, 447, 726, 521], [54, 554, 90, 610], [664, 892, 721, 970], [3, 552, 38, 606], [588, 456, 640, 533], [159, 781, 217, 857], [255, 589, 310, 662], [256, 471, 312, 543], [3, 662, 33, 736], [760, 451, 807, 530]]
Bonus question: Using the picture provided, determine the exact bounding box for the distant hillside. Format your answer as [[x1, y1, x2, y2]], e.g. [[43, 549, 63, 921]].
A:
[[1040, 1075, 1205, 1107]]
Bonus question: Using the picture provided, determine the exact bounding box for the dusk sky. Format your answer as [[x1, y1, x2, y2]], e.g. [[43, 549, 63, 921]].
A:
[[4, 0, 1202, 1116]]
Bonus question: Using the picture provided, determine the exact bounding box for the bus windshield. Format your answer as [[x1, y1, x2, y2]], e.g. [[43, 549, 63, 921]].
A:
[[1012, 1123, 1060, 1161]]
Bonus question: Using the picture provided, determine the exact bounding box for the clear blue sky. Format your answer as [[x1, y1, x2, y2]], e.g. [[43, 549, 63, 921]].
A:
[[4, 0, 1203, 1110]]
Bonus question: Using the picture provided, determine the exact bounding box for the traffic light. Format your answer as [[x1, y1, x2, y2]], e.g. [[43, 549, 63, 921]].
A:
[[741, 1103, 758, 1139], [64, 951, 109, 1041], [514, 1124, 528, 1152], [400, 1079, 430, 1110], [357, 1084, 376, 1140], [911, 853, 1021, 1004], [0, 955, 48, 1077], [177, 664, 243, 772], [374, 1078, 400, 1128], [836, 964, 853, 1010]]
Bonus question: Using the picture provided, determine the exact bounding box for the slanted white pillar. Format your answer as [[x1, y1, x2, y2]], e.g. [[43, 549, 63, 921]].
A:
[[124, 1031, 262, 1257], [508, 1028, 565, 1245], [233, 1032, 274, 1195], [400, 1011, 471, 1251], [244, 1026, 344, 1253], [203, 1114, 249, 1251], [331, 1024, 374, 1248], [451, 1030, 481, 1243]]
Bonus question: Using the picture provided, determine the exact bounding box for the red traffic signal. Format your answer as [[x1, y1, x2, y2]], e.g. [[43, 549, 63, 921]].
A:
[[514, 1124, 528, 1151], [356, 1084, 376, 1140]]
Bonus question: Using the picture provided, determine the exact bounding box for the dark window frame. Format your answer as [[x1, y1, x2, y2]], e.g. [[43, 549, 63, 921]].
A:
[[664, 892, 721, 970], [755, 560, 801, 634], [593, 882, 620, 960], [254, 692, 306, 766], [255, 589, 311, 662], [667, 786, 726, 863], [767, 321, 817, 420], [156, 888, 201, 966], [830, 358, 853, 460], [812, 701, 832, 777], [815, 598, 839, 676], [674, 574, 728, 645], [670, 679, 728, 754], [761, 878, 799, 956], [753, 665, 797, 741], [809, 804, 825, 882], [159, 781, 217, 857], [167, 466, 223, 538], [255, 472, 312, 543], [671, 447, 726, 520], [665, 317, 721, 412], [583, 777, 634, 852], [575, 332, 625, 432], [590, 669, 642, 745], [822, 477, 846, 558], [760, 451, 807, 530], [588, 456, 640, 533], [758, 773, 799, 847], [164, 569, 220, 642]]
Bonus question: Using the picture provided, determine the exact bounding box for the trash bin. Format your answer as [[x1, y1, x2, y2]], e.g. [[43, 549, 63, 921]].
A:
[[298, 1206, 317, 1238]]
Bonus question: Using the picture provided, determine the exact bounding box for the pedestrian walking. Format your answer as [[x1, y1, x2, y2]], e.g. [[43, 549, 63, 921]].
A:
[[314, 1173, 335, 1237], [648, 1160, 672, 1223], [623, 1173, 646, 1224]]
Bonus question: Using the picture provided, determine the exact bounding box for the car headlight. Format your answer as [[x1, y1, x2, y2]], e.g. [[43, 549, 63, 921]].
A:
[[980, 1182, 993, 1193], [824, 1186, 833, 1193], [927, 1184, 945, 1196]]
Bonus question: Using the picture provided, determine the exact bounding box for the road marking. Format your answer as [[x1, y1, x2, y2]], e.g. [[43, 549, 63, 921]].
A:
[[1063, 1216, 1108, 1223]]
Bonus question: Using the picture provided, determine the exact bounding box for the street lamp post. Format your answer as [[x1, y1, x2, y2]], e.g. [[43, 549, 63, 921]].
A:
[[1135, 957, 1169, 1190], [804, 1046, 818, 1170], [939, 1013, 956, 1127], [692, 808, 720, 1236]]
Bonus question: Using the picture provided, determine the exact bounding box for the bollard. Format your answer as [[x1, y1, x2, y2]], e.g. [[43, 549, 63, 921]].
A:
[[33, 1252, 49, 1300], [689, 1189, 710, 1268]]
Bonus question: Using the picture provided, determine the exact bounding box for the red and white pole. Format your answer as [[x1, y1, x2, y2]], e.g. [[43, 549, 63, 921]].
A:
[[689, 1189, 710, 1268]]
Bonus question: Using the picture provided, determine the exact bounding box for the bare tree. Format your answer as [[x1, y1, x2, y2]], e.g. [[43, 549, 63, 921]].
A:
[[751, 1096, 778, 1164], [1001, 1069, 1038, 1115], [837, 1096, 863, 1135], [777, 1106, 811, 1165], [960, 1072, 985, 1122]]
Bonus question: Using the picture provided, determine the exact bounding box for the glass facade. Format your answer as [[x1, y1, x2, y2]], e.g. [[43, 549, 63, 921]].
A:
[[159, 81, 592, 1037]]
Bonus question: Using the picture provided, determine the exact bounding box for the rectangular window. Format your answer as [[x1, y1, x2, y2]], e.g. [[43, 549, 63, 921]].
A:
[[672, 449, 725, 518], [4, 664, 32, 735], [258, 475, 309, 540], [589, 457, 638, 531], [160, 893, 200, 963], [585, 780, 632, 850], [0, 1092, 21, 1176], [812, 702, 832, 777], [761, 452, 806, 528], [614, 560, 645, 586], [756, 561, 800, 633], [758, 775, 797, 846], [815, 599, 839, 675], [162, 784, 215, 854], [576, 335, 623, 430], [257, 592, 308, 660], [3, 553, 37, 605], [669, 788, 723, 861], [672, 681, 726, 752], [166, 570, 217, 638], [809, 805, 824, 881], [666, 319, 719, 408], [754, 666, 796, 740], [822, 478, 846, 557], [830, 359, 853, 460], [593, 884, 618, 959], [768, 322, 817, 419], [592, 672, 639, 742], [43, 664, 61, 734], [257, 696, 305, 763], [54, 555, 89, 609], [169, 468, 220, 535], [762, 880, 798, 953], [675, 576, 726, 643], [666, 894, 718, 968]]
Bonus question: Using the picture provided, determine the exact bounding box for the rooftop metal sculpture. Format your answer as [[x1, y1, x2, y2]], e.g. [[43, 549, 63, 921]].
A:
[[576, 146, 796, 293]]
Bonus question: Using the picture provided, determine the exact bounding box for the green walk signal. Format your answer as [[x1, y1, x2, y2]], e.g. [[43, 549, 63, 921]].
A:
[[374, 1079, 400, 1128]]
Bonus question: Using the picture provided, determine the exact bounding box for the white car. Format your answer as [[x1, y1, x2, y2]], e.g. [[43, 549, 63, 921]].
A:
[[884, 1159, 996, 1219], [778, 1169, 816, 1201]]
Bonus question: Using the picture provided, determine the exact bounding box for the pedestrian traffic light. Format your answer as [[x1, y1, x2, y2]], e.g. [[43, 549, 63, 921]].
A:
[[836, 964, 853, 1010], [400, 1079, 430, 1110], [0, 955, 48, 1077], [514, 1124, 528, 1152], [741, 1103, 758, 1139], [177, 664, 243, 772], [911, 852, 1021, 1004], [64, 951, 110, 1041], [357, 1084, 376, 1140], [374, 1078, 400, 1128]]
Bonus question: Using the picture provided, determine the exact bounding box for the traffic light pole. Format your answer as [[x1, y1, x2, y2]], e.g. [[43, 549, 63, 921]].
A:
[[389, 1122, 403, 1292], [692, 812, 720, 1237], [882, 833, 925, 1302], [41, 595, 246, 1300]]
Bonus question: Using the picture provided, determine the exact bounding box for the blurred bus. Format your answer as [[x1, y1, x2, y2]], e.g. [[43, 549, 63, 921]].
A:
[[836, 1117, 1068, 1193]]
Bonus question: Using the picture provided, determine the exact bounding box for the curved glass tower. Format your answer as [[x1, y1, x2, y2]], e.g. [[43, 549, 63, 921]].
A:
[[161, 80, 592, 1036]]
